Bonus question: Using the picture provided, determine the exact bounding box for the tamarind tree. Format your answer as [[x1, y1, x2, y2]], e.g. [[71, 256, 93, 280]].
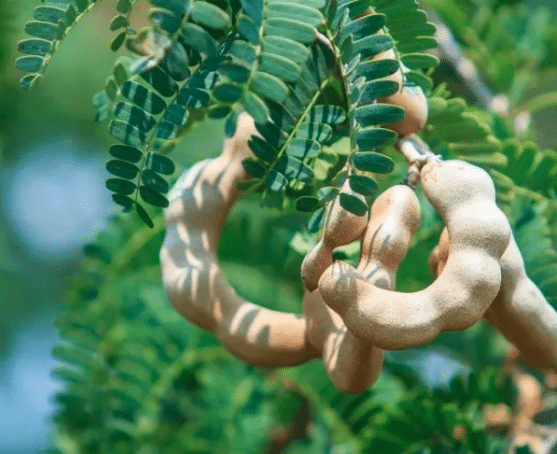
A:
[[12, 0, 557, 453]]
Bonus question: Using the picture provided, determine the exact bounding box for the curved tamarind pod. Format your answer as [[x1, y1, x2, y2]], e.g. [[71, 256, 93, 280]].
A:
[[301, 181, 368, 291], [160, 113, 318, 366], [304, 185, 420, 392], [319, 160, 511, 349], [431, 228, 557, 371]]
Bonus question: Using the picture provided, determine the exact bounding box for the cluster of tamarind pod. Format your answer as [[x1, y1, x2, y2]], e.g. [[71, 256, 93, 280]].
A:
[[160, 82, 557, 394], [159, 110, 557, 393]]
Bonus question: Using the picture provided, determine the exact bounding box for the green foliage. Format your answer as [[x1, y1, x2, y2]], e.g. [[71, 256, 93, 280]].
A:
[[50, 198, 520, 454]]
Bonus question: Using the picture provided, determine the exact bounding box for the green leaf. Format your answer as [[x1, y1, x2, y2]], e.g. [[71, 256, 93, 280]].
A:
[[110, 15, 129, 31], [262, 36, 310, 64], [106, 178, 136, 195], [164, 103, 188, 126], [140, 66, 178, 97], [177, 87, 210, 108], [108, 120, 146, 148], [33, 6, 68, 24], [20, 73, 41, 90], [109, 120, 146, 149], [150, 9, 181, 33], [18, 38, 52, 56], [400, 53, 439, 70], [353, 152, 395, 173], [265, 170, 288, 191], [110, 145, 142, 163], [354, 104, 405, 126], [113, 60, 130, 86], [349, 174, 378, 196], [112, 193, 134, 208], [260, 52, 301, 83], [208, 105, 232, 118], [155, 121, 177, 139], [213, 83, 244, 103], [237, 14, 259, 44], [250, 72, 289, 103], [191, 2, 231, 30], [218, 62, 251, 83], [341, 14, 386, 40], [358, 80, 399, 104], [139, 186, 169, 207], [141, 169, 169, 193], [122, 82, 166, 114], [242, 157, 266, 177], [135, 202, 155, 228], [243, 92, 269, 125], [106, 159, 140, 179], [105, 77, 118, 99], [296, 122, 333, 142], [531, 408, 557, 426], [24, 21, 60, 40], [182, 23, 218, 57], [145, 152, 175, 175], [309, 105, 346, 124], [76, 0, 89, 13], [308, 206, 325, 232], [275, 155, 313, 181], [114, 102, 156, 133], [117, 0, 132, 14], [352, 34, 394, 59], [15, 55, 45, 72], [357, 58, 399, 80], [355, 127, 397, 149], [265, 2, 324, 27], [230, 40, 257, 64], [248, 136, 276, 161], [397, 36, 437, 53], [266, 18, 316, 44], [224, 110, 238, 137], [286, 139, 321, 159], [339, 192, 367, 216], [240, 0, 263, 27], [296, 196, 320, 212], [150, 0, 187, 16], [111, 31, 127, 51], [404, 71, 433, 91], [317, 186, 338, 202]]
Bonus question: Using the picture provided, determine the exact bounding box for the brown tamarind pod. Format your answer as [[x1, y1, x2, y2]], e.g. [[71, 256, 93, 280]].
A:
[[318, 160, 511, 350], [431, 227, 557, 372], [160, 113, 319, 366], [303, 184, 420, 392], [301, 181, 368, 292]]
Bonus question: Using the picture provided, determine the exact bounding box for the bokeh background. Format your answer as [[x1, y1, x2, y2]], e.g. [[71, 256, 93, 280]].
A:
[[1, 0, 557, 452]]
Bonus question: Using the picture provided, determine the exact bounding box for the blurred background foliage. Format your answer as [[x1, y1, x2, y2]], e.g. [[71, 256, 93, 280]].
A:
[[0, 0, 557, 453]]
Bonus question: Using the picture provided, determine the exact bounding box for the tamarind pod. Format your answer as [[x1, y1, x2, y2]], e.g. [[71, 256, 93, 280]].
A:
[[303, 289, 383, 393], [319, 160, 511, 350], [428, 227, 449, 277], [301, 181, 368, 291], [489, 237, 557, 371], [160, 113, 318, 366], [430, 228, 557, 372], [305, 185, 420, 392]]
